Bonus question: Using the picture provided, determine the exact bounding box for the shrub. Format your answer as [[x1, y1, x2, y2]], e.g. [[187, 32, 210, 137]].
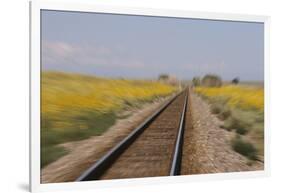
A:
[[211, 103, 223, 114], [232, 77, 239, 84], [236, 127, 248, 135], [222, 117, 249, 134], [218, 107, 231, 120], [231, 137, 258, 160], [158, 74, 178, 86], [192, 77, 201, 87], [201, 74, 222, 87], [158, 74, 169, 80], [222, 118, 234, 131]]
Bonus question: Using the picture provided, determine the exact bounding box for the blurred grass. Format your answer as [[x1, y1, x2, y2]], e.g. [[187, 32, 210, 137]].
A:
[[41, 71, 177, 168], [195, 85, 264, 160], [231, 136, 258, 160], [41, 145, 68, 168]]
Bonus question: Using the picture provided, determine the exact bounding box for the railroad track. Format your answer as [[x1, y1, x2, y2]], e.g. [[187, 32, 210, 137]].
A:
[[76, 89, 188, 181]]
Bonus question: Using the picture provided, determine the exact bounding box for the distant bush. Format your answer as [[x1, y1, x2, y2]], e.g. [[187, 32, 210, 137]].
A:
[[232, 77, 239, 84], [158, 74, 179, 86], [201, 74, 222, 87], [158, 74, 169, 80], [231, 137, 258, 160], [192, 77, 201, 87]]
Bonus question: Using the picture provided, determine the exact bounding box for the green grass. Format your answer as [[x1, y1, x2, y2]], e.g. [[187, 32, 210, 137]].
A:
[[231, 136, 258, 160], [41, 146, 68, 168], [41, 111, 116, 167]]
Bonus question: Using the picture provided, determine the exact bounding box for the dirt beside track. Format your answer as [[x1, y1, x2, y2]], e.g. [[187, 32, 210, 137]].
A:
[[181, 90, 263, 175]]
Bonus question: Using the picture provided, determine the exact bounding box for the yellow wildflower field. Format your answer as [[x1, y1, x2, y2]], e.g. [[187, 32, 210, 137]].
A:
[[195, 85, 264, 112], [41, 71, 177, 167], [42, 71, 177, 116]]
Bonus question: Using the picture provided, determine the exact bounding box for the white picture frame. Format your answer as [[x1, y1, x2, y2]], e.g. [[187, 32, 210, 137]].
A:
[[30, 1, 270, 192]]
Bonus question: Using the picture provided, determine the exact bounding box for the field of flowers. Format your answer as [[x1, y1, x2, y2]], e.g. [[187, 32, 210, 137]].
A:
[[195, 85, 264, 112], [41, 71, 177, 167]]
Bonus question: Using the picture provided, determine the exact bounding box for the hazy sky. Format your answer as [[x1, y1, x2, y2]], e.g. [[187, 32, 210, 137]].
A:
[[41, 10, 264, 81]]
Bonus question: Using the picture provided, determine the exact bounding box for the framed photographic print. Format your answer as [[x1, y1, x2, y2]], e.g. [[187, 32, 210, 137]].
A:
[[30, 1, 270, 192]]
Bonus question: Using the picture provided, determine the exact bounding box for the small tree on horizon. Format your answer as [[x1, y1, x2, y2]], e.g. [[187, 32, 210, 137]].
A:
[[201, 74, 222, 87], [232, 77, 240, 84], [158, 74, 169, 81], [192, 77, 201, 87]]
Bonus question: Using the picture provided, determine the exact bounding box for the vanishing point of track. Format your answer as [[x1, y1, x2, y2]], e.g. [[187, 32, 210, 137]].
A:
[[76, 89, 188, 181]]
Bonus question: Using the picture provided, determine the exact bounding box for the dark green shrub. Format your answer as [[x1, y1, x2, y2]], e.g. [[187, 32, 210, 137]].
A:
[[211, 103, 223, 114], [218, 107, 231, 120], [232, 77, 239, 84], [158, 74, 169, 80], [236, 127, 248, 135], [231, 137, 258, 160]]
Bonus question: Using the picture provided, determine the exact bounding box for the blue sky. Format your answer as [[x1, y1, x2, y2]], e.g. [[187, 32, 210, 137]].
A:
[[41, 10, 264, 81]]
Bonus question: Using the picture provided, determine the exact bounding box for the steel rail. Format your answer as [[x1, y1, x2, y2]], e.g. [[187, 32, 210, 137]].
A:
[[76, 91, 183, 181], [169, 91, 188, 176]]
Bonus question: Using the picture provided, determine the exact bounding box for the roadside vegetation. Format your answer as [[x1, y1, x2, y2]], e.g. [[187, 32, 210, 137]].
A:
[[195, 80, 264, 161], [41, 71, 177, 168]]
